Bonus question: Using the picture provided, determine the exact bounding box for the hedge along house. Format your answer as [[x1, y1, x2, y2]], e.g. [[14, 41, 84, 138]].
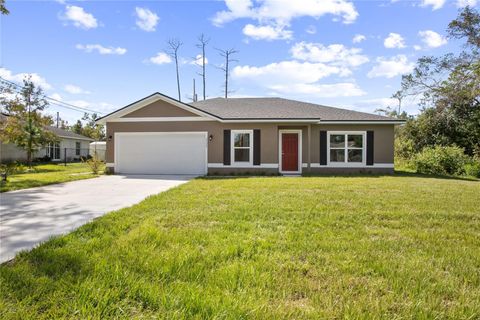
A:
[[96, 93, 404, 175]]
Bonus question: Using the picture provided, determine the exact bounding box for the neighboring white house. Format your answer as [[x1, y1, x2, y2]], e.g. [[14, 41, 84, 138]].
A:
[[0, 114, 94, 163]]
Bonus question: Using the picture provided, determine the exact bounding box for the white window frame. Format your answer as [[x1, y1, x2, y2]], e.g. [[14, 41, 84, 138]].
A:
[[231, 130, 253, 166], [75, 141, 81, 156], [48, 142, 61, 160], [327, 131, 366, 167]]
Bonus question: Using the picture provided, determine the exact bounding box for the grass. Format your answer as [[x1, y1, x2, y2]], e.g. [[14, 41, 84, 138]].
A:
[[0, 162, 101, 192], [1, 175, 479, 319]]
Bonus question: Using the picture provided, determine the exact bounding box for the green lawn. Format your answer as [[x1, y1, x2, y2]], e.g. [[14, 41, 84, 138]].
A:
[[0, 163, 100, 192], [1, 175, 479, 318]]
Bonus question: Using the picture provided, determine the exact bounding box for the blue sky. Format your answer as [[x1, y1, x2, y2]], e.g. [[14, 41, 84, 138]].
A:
[[0, 0, 475, 124]]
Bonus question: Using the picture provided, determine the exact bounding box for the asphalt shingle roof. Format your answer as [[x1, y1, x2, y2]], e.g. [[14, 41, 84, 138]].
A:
[[46, 126, 94, 140], [190, 97, 396, 121]]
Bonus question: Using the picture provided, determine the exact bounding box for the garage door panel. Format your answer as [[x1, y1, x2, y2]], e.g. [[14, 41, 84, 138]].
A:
[[115, 132, 207, 175]]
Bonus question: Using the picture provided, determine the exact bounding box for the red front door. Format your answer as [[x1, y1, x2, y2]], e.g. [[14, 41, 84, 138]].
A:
[[281, 133, 298, 172]]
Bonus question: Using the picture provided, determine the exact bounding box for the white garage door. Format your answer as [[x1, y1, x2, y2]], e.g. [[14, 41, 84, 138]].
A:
[[115, 132, 207, 175]]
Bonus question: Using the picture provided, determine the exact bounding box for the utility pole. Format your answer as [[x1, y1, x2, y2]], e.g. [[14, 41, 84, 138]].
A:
[[192, 78, 198, 102], [56, 112, 59, 128]]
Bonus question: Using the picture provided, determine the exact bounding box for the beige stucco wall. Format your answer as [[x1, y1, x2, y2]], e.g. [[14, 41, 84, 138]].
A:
[[106, 121, 395, 165], [310, 124, 394, 164], [106, 122, 280, 164], [106, 94, 396, 171], [122, 100, 201, 118]]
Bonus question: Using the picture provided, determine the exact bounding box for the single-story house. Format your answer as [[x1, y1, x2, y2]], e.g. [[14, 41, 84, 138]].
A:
[[0, 114, 94, 163], [96, 93, 404, 175]]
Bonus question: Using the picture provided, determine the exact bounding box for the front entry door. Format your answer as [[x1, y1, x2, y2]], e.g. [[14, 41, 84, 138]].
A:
[[281, 133, 299, 172]]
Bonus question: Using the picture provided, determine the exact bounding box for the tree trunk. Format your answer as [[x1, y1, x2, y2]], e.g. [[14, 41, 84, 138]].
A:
[[175, 55, 181, 101], [225, 53, 229, 99], [202, 45, 206, 100]]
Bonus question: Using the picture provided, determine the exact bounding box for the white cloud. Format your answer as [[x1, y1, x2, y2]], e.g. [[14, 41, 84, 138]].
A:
[[233, 61, 341, 84], [418, 30, 447, 48], [353, 97, 421, 115], [456, 0, 477, 7], [306, 25, 317, 34], [64, 84, 90, 95], [191, 54, 208, 66], [270, 83, 366, 97], [421, 0, 446, 10], [290, 42, 369, 76], [242, 23, 293, 40], [384, 33, 406, 49], [61, 5, 98, 29], [148, 52, 172, 65], [414, 45, 422, 51], [76, 44, 127, 55], [0, 67, 52, 90], [367, 55, 414, 78], [232, 60, 365, 97], [352, 34, 366, 43], [50, 93, 63, 101], [212, 0, 359, 26], [135, 7, 159, 32]]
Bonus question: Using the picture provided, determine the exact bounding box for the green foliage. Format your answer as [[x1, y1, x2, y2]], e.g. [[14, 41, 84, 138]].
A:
[[397, 7, 480, 156], [71, 113, 105, 140], [0, 0, 8, 15], [83, 154, 104, 174], [413, 145, 468, 176], [464, 155, 480, 178], [394, 136, 415, 160], [0, 78, 58, 167], [0, 162, 26, 182]]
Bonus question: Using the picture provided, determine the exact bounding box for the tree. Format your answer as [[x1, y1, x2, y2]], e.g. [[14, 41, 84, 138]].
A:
[[196, 34, 210, 100], [397, 7, 480, 156], [81, 113, 105, 140], [1, 0, 9, 15], [0, 78, 57, 167], [70, 113, 105, 140], [217, 48, 238, 99], [166, 38, 183, 101]]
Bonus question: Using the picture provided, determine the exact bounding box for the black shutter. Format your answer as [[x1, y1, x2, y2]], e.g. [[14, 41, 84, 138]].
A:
[[320, 131, 327, 165], [366, 131, 374, 166], [223, 130, 231, 165], [253, 129, 261, 165]]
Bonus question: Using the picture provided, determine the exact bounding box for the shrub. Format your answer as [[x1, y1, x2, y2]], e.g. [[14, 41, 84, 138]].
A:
[[395, 137, 416, 160], [0, 162, 26, 181], [83, 155, 104, 175], [464, 161, 480, 178], [413, 145, 468, 176]]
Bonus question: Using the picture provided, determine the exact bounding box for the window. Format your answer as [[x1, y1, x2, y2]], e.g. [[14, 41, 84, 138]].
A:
[[231, 130, 253, 165], [48, 142, 61, 160], [328, 132, 365, 165], [75, 142, 81, 156]]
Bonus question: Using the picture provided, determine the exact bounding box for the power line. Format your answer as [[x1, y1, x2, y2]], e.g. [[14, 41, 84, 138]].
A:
[[0, 77, 104, 114]]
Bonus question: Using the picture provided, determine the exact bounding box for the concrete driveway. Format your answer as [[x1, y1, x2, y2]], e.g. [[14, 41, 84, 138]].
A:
[[0, 175, 194, 263]]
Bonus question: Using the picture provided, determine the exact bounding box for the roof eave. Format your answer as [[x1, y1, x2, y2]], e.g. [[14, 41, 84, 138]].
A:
[[318, 120, 406, 125]]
